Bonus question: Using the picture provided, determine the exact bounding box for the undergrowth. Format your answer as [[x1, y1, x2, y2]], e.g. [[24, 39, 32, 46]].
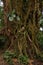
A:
[[3, 50, 29, 65]]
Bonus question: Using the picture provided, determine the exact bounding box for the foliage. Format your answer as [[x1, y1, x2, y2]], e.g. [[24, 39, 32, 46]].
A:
[[0, 6, 4, 16], [4, 50, 18, 59], [37, 31, 43, 49], [39, 15, 43, 27], [3, 51, 29, 65], [18, 55, 28, 65], [3, 50, 17, 65]]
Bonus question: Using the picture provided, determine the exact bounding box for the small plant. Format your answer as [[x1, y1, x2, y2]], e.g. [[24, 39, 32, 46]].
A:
[[18, 55, 28, 65], [3, 51, 13, 65], [3, 50, 18, 65]]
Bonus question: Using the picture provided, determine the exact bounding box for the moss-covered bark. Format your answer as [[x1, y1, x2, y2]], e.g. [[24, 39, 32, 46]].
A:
[[1, 0, 43, 59]]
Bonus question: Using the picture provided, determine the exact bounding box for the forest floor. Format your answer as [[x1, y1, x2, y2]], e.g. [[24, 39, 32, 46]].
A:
[[0, 50, 8, 65], [0, 50, 43, 65]]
